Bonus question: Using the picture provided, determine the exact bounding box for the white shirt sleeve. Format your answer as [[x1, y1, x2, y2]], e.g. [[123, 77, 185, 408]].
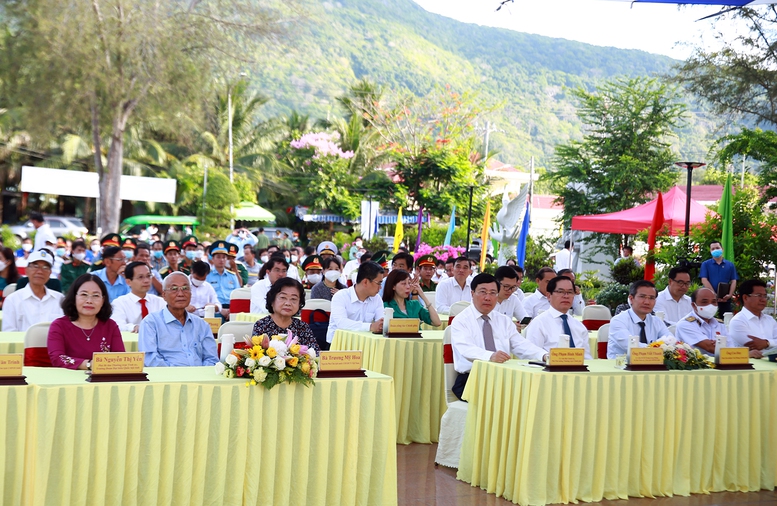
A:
[[111, 297, 137, 332], [2, 293, 19, 331], [250, 280, 269, 314], [327, 289, 372, 343], [435, 279, 452, 313]]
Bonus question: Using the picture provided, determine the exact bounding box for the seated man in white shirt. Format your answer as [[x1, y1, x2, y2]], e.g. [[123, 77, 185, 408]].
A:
[[511, 265, 526, 302], [326, 261, 385, 344], [653, 267, 692, 326], [494, 266, 528, 329], [250, 256, 288, 314], [557, 269, 585, 316], [111, 261, 166, 332], [728, 279, 775, 359], [450, 273, 548, 400], [186, 260, 221, 318], [675, 288, 726, 356], [522, 267, 556, 318], [607, 280, 671, 358], [435, 256, 473, 313], [525, 276, 592, 358], [2, 250, 64, 331]]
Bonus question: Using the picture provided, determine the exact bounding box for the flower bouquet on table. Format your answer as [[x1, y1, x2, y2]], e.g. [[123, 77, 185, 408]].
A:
[[215, 331, 318, 389], [649, 336, 714, 370]]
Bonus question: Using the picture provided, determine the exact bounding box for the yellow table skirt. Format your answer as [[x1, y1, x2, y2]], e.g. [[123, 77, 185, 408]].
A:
[[457, 359, 777, 506], [3, 367, 398, 506], [232, 313, 266, 322], [331, 329, 447, 445], [0, 331, 139, 354]]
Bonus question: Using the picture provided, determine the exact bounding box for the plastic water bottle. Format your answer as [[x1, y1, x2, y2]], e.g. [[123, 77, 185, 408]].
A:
[[220, 334, 235, 362], [383, 308, 394, 337], [559, 334, 570, 348]]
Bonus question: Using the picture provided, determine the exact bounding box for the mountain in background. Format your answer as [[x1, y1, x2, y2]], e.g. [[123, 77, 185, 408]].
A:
[[249, 0, 716, 170]]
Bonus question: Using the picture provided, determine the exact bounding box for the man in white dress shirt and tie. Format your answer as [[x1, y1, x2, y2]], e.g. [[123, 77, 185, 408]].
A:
[[494, 266, 528, 329], [111, 262, 165, 332], [728, 279, 775, 359], [653, 267, 692, 326], [525, 276, 592, 358], [435, 256, 473, 313], [607, 280, 671, 358], [557, 269, 585, 316], [450, 273, 549, 400], [522, 267, 556, 318], [326, 261, 386, 344]]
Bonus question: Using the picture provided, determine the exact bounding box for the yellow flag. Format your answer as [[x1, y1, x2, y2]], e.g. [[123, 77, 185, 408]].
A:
[[393, 208, 404, 253], [479, 201, 490, 272]]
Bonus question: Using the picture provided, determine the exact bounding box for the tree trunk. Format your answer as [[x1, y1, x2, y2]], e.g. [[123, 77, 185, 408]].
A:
[[99, 103, 135, 233]]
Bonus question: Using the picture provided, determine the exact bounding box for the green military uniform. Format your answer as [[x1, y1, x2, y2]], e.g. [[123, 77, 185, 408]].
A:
[[255, 233, 270, 249], [415, 254, 438, 291], [158, 240, 190, 278], [60, 260, 91, 293], [226, 243, 248, 286]]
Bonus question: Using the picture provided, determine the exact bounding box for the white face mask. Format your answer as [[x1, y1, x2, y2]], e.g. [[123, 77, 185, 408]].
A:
[[73, 252, 86, 262], [190, 277, 204, 287], [307, 273, 322, 284], [290, 255, 298, 263], [22, 244, 32, 252], [355, 241, 362, 247], [355, 251, 364, 259], [91, 244, 101, 253], [324, 270, 341, 282], [695, 304, 718, 320], [0, 260, 8, 271], [436, 268, 445, 276], [260, 255, 269, 263]]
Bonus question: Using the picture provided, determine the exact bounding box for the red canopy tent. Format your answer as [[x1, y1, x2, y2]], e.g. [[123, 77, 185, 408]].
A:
[[570, 186, 713, 236]]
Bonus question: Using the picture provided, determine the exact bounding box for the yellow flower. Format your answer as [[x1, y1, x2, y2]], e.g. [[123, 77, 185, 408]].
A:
[[252, 334, 265, 346], [301, 362, 311, 374], [286, 356, 299, 368], [272, 334, 283, 341], [289, 344, 301, 355], [248, 346, 263, 360], [250, 379, 257, 386], [266, 347, 277, 358]]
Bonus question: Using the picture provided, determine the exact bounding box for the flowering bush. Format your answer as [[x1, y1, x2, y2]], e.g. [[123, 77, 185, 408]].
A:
[[290, 132, 354, 159], [414, 243, 465, 261], [216, 332, 318, 389], [650, 338, 714, 370]]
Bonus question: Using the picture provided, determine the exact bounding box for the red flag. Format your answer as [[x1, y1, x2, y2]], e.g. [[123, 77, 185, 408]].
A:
[[644, 192, 664, 281]]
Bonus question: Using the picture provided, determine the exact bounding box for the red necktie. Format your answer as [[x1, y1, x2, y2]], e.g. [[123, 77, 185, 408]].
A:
[[139, 298, 148, 318]]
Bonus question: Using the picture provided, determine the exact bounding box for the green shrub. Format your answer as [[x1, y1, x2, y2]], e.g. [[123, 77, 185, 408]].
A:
[[521, 280, 538, 294], [610, 260, 644, 285], [0, 226, 21, 251], [596, 283, 630, 313]]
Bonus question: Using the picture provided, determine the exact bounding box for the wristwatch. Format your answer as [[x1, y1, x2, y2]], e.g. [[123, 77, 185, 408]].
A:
[[85, 360, 92, 370]]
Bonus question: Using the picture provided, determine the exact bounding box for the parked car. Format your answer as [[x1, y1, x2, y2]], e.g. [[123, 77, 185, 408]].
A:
[[9, 215, 89, 240]]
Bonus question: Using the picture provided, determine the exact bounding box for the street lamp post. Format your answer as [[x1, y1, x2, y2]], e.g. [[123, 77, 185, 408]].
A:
[[465, 186, 474, 256], [228, 89, 235, 229], [674, 161, 706, 237]]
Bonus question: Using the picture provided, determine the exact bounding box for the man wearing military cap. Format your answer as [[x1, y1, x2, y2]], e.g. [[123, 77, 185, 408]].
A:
[[88, 233, 122, 272], [301, 254, 323, 289], [226, 242, 247, 287], [415, 254, 438, 291], [159, 241, 190, 278], [180, 235, 199, 272], [372, 250, 390, 270], [316, 241, 338, 261], [121, 237, 138, 261], [206, 240, 239, 319]]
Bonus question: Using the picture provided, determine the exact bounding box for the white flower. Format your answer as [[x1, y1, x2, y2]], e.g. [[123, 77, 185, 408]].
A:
[[269, 340, 288, 356], [307, 348, 317, 360], [258, 356, 272, 367], [214, 362, 226, 375], [225, 354, 238, 366], [273, 356, 286, 371], [253, 368, 267, 383], [245, 358, 256, 368], [663, 335, 677, 347]]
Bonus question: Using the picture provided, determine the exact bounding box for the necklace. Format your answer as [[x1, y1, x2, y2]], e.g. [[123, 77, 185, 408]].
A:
[[76, 322, 97, 341]]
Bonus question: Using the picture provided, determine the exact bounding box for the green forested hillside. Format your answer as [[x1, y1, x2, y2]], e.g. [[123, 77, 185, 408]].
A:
[[247, 0, 712, 169]]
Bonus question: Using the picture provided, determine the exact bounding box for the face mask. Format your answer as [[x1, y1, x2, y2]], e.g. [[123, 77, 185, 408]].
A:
[[123, 250, 134, 260], [73, 252, 86, 262], [0, 260, 8, 271], [22, 244, 32, 252], [436, 268, 445, 276], [190, 277, 204, 287], [153, 250, 163, 259], [291, 255, 298, 263], [91, 244, 101, 253], [284, 256, 290, 263], [260, 255, 269, 263], [695, 304, 718, 319], [355, 241, 362, 247], [355, 251, 364, 259], [711, 249, 724, 259], [56, 248, 66, 257], [238, 231, 246, 238], [186, 251, 197, 260], [307, 273, 322, 284], [325, 270, 341, 282], [196, 250, 204, 258]]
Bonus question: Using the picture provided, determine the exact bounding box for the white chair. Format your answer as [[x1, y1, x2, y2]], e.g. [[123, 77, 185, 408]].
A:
[[668, 325, 677, 336], [435, 326, 469, 469], [228, 286, 252, 318], [3, 283, 16, 298], [217, 321, 256, 342], [304, 299, 331, 312], [447, 301, 470, 325], [423, 291, 436, 307], [24, 321, 53, 366], [597, 323, 610, 359], [582, 304, 611, 331]]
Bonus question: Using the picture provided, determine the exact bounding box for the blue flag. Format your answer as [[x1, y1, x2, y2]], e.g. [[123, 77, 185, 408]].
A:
[[443, 205, 456, 246], [516, 203, 530, 268]]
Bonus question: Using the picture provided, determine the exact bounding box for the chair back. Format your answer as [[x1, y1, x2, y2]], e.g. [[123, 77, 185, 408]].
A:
[[447, 301, 470, 325], [3, 283, 16, 298], [582, 304, 612, 331], [24, 321, 53, 367], [217, 321, 255, 342], [423, 292, 436, 307], [596, 323, 610, 359], [229, 286, 252, 315], [668, 325, 677, 336], [442, 326, 458, 404]]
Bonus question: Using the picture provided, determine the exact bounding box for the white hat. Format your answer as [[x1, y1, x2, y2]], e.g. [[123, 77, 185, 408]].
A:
[[28, 249, 54, 266]]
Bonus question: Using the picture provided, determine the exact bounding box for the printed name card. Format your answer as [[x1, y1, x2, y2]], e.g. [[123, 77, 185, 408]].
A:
[[388, 318, 421, 335], [628, 347, 664, 365], [91, 352, 145, 375], [549, 348, 585, 366], [717, 347, 750, 365], [0, 354, 23, 377], [319, 351, 363, 371], [204, 318, 222, 335]]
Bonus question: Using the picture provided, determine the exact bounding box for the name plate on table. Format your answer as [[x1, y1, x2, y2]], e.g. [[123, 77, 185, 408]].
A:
[[87, 352, 149, 382], [0, 354, 26, 385], [544, 348, 588, 372], [716, 347, 753, 370], [317, 351, 366, 378], [387, 318, 423, 338], [204, 318, 222, 335], [625, 347, 667, 371]]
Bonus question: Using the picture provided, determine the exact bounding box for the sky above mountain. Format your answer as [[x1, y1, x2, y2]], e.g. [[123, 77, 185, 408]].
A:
[[413, 0, 741, 60]]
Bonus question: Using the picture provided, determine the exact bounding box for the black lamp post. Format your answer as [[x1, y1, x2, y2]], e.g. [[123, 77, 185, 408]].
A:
[[465, 186, 474, 255], [674, 162, 706, 237]]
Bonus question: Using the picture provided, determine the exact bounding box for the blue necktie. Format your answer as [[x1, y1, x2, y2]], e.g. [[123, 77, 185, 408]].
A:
[[560, 314, 575, 348], [638, 321, 647, 344]]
